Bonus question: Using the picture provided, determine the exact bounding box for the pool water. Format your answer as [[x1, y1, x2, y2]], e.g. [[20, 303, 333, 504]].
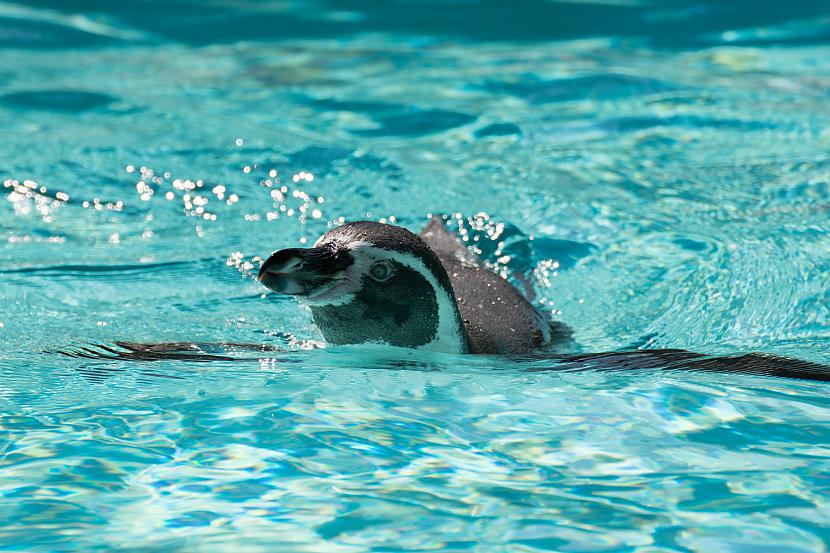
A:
[[2, 1, 830, 550]]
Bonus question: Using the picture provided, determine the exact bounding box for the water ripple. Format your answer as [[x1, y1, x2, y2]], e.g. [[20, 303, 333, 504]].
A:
[[2, 3, 830, 550]]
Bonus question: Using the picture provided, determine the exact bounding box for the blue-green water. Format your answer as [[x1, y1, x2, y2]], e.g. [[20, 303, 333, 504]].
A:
[[2, 1, 830, 550]]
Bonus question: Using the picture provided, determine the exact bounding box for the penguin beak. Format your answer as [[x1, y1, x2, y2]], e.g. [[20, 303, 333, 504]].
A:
[[257, 246, 353, 297]]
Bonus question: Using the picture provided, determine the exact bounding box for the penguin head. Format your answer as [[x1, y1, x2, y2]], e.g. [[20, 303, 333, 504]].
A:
[[258, 221, 468, 353]]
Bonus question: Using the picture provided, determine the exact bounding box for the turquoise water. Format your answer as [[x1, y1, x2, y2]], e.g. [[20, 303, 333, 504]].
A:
[[2, 1, 830, 550]]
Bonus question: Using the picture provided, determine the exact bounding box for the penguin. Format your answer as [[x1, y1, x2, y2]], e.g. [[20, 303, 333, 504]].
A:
[[59, 217, 830, 382], [257, 217, 570, 354], [254, 217, 830, 381]]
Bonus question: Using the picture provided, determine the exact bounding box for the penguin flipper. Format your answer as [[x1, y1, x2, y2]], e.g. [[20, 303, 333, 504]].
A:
[[419, 215, 480, 266], [53, 341, 285, 362], [526, 349, 830, 382]]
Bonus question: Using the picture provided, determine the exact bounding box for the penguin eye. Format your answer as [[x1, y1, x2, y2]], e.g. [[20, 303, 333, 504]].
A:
[[369, 260, 394, 282]]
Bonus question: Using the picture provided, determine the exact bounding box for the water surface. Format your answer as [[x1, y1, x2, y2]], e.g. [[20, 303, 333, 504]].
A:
[[2, 1, 830, 550]]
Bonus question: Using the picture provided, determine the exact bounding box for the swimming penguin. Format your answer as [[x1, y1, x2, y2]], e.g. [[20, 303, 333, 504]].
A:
[[253, 217, 830, 381], [257, 217, 571, 354], [59, 217, 830, 382]]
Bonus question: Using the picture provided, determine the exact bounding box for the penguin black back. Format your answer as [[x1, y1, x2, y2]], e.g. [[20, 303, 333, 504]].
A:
[[419, 216, 572, 354]]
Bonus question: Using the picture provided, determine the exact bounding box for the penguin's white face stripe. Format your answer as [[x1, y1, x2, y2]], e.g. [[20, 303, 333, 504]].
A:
[[299, 241, 465, 354]]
